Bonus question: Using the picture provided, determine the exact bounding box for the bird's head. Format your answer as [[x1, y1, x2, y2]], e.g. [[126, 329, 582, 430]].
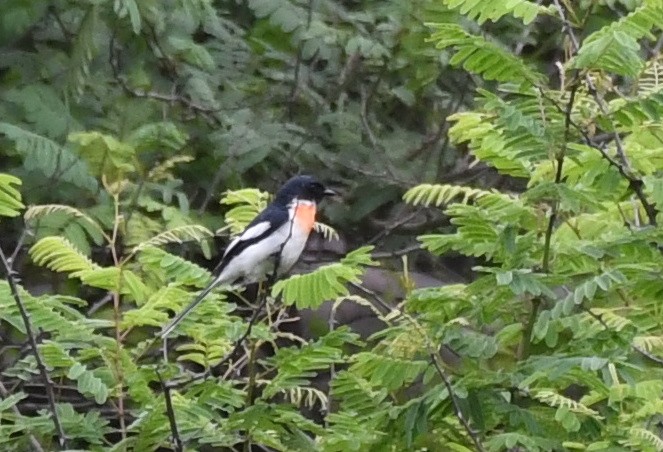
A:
[[274, 175, 336, 205]]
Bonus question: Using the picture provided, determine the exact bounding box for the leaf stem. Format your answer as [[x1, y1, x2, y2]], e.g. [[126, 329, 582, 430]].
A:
[[109, 195, 127, 440]]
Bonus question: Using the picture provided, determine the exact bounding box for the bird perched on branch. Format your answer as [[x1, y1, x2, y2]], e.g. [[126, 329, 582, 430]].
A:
[[160, 175, 336, 338]]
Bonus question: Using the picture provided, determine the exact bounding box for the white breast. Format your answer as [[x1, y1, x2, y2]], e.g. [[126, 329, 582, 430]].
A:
[[216, 200, 314, 285]]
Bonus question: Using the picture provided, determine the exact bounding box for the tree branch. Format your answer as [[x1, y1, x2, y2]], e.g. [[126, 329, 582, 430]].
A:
[[429, 353, 486, 452], [552, 0, 658, 225], [0, 246, 67, 449], [156, 369, 183, 452], [521, 65, 580, 359]]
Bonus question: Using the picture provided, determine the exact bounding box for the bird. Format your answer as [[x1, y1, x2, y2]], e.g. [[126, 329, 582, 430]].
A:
[[160, 175, 336, 338]]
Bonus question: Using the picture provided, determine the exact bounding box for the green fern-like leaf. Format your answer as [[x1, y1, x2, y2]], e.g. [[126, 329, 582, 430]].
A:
[[404, 183, 502, 207], [636, 55, 663, 95], [131, 224, 214, 253], [533, 389, 602, 417], [441, 0, 549, 25], [570, 2, 663, 77], [113, 0, 142, 33], [220, 188, 270, 235], [350, 352, 428, 391], [608, 90, 663, 129], [627, 427, 663, 450], [29, 236, 100, 277], [632, 335, 663, 352], [69, 131, 136, 181], [584, 0, 663, 43], [138, 246, 212, 288], [24, 204, 107, 241], [272, 246, 376, 308], [129, 121, 189, 154], [450, 110, 535, 176], [122, 285, 192, 328], [263, 327, 360, 398], [427, 23, 545, 84], [0, 122, 97, 190], [572, 30, 643, 77], [0, 173, 24, 217], [66, 362, 110, 404], [314, 221, 339, 241]]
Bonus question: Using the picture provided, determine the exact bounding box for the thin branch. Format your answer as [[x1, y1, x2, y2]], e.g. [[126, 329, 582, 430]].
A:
[[522, 65, 580, 359], [367, 210, 422, 245], [108, 195, 127, 440], [429, 353, 486, 452], [243, 339, 258, 452], [156, 370, 183, 452], [579, 305, 663, 366], [49, 5, 73, 42], [9, 227, 32, 265], [371, 244, 422, 260], [0, 246, 67, 449]]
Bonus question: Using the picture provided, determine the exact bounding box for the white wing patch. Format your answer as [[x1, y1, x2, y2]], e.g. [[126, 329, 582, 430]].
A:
[[223, 221, 271, 258]]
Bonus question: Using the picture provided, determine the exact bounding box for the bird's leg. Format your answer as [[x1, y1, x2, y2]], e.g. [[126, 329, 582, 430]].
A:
[[267, 251, 282, 288]]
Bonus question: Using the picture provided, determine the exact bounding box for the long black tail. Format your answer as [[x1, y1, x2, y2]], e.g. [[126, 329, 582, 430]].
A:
[[160, 279, 223, 338]]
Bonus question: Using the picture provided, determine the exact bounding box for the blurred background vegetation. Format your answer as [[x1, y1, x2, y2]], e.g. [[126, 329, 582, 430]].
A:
[[0, 0, 525, 261], [3, 0, 663, 450]]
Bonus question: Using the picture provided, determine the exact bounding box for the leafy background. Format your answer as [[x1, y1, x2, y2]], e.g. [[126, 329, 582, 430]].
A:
[[2, 0, 663, 450]]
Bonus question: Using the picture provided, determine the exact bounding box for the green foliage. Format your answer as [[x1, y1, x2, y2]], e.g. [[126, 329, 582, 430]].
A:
[[0, 173, 25, 217], [441, 0, 549, 25], [428, 23, 546, 85], [272, 246, 377, 308], [4, 0, 663, 450]]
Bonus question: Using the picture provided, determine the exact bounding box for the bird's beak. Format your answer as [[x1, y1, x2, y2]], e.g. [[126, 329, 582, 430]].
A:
[[323, 188, 338, 197]]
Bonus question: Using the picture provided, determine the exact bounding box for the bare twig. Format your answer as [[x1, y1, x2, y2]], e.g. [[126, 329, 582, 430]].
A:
[[371, 244, 422, 260], [49, 5, 73, 41], [367, 210, 422, 245], [0, 246, 67, 449], [197, 164, 225, 215], [156, 370, 183, 452], [430, 354, 486, 452], [9, 227, 31, 265]]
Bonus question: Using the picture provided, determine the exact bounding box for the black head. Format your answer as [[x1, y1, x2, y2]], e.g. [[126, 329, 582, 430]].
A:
[[273, 175, 336, 205]]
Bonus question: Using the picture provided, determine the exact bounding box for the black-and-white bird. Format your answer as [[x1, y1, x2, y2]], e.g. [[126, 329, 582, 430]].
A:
[[160, 175, 336, 337]]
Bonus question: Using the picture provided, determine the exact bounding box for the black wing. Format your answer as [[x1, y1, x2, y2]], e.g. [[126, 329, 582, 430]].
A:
[[212, 203, 290, 277]]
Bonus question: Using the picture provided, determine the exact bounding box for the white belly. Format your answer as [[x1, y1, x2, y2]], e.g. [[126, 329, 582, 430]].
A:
[[217, 211, 311, 285]]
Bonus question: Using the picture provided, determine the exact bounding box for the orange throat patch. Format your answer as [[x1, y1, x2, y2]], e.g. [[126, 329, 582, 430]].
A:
[[294, 202, 317, 233]]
